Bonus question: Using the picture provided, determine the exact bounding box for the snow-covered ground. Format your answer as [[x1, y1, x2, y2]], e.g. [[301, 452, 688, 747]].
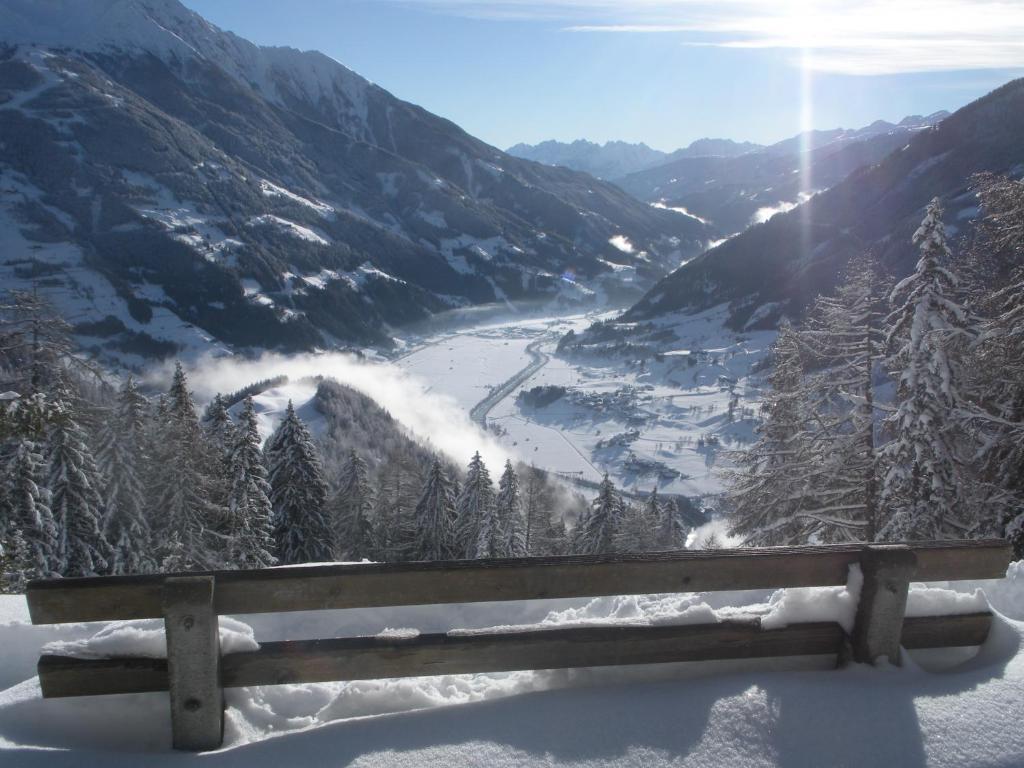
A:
[[396, 306, 774, 498], [2, 564, 1023, 765], [394, 313, 594, 412]]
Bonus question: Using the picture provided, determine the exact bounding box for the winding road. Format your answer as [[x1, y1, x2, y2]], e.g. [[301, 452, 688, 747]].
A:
[[469, 336, 552, 428]]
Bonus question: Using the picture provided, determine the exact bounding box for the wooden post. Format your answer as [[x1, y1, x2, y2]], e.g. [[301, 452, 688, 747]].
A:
[[850, 545, 917, 666], [163, 576, 223, 751]]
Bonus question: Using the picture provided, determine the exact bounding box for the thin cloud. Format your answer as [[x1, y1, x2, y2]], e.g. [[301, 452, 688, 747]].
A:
[[396, 0, 1024, 75]]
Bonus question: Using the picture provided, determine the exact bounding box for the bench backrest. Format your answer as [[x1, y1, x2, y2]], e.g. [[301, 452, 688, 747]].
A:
[[26, 540, 1013, 751]]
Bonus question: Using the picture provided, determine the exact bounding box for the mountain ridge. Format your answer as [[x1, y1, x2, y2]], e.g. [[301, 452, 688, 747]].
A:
[[0, 0, 712, 360], [506, 137, 763, 180], [621, 80, 1023, 329]]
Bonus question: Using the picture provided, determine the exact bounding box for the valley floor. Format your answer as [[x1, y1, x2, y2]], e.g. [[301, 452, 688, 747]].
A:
[[395, 305, 775, 501]]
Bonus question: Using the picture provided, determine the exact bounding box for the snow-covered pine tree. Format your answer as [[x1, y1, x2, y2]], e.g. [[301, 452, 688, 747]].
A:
[[331, 449, 375, 561], [797, 254, 889, 542], [879, 198, 980, 540], [573, 473, 623, 555], [265, 401, 333, 564], [117, 376, 148, 439], [0, 525, 31, 593], [725, 323, 815, 545], [93, 378, 154, 575], [224, 396, 276, 570], [615, 498, 658, 553], [0, 288, 77, 396], [47, 403, 112, 576], [472, 495, 505, 559], [495, 460, 527, 557], [961, 174, 1024, 553], [521, 465, 551, 555], [410, 459, 458, 561], [204, 394, 236, 463], [661, 496, 693, 550], [454, 452, 496, 558], [151, 363, 225, 570], [545, 515, 570, 556], [3, 439, 57, 577], [372, 460, 420, 561]]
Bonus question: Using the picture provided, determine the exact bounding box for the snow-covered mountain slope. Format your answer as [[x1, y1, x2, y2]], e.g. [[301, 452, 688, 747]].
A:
[[506, 137, 762, 181], [0, 0, 711, 360], [614, 113, 950, 234], [623, 80, 1024, 329]]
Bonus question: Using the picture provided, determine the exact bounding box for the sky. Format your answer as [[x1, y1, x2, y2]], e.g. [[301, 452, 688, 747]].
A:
[[181, 0, 1024, 151]]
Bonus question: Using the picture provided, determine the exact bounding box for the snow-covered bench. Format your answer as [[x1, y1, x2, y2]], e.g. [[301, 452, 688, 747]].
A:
[[26, 541, 1012, 751]]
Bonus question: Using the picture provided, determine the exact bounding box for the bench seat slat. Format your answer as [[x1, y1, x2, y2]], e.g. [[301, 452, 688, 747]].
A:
[[26, 540, 1012, 624], [36, 613, 993, 699]]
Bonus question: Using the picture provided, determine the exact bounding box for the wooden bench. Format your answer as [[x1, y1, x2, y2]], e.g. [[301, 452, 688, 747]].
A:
[[26, 540, 1012, 751]]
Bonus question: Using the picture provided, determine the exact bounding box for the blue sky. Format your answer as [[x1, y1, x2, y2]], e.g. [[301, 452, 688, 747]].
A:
[[182, 0, 1024, 151]]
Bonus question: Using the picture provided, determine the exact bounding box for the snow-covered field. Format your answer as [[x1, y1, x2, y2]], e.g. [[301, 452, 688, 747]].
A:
[[2, 565, 1023, 765], [396, 306, 774, 498], [394, 313, 593, 412]]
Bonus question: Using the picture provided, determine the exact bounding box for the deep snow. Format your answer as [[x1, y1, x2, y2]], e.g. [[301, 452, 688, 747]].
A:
[[2, 563, 1023, 765]]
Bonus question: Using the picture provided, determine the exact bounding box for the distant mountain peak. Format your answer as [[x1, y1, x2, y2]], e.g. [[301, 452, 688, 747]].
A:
[[506, 136, 762, 180]]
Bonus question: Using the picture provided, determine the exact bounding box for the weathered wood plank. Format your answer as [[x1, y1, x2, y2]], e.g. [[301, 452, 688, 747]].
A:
[[900, 612, 993, 649], [38, 655, 169, 698], [163, 576, 223, 751], [221, 620, 843, 687], [25, 540, 1012, 624], [850, 546, 916, 665], [36, 612, 994, 698]]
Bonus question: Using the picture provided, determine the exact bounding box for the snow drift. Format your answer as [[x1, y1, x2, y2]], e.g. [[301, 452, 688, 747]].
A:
[[1, 562, 1023, 765]]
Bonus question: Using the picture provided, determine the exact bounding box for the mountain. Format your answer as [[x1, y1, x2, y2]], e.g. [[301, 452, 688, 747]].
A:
[[668, 138, 763, 161], [0, 0, 712, 360], [505, 140, 669, 180], [615, 113, 950, 234], [622, 82, 1023, 330], [506, 137, 761, 180]]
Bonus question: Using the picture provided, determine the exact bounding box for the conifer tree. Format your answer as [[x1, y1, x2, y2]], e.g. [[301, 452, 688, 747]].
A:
[[4, 439, 57, 577], [151, 363, 223, 569], [725, 323, 814, 545], [225, 396, 276, 569], [615, 498, 658, 553], [495, 460, 527, 557], [47, 405, 111, 576], [410, 459, 457, 561], [204, 394, 236, 454], [879, 199, 979, 539], [798, 254, 888, 541], [652, 489, 690, 550], [372, 461, 419, 561], [94, 378, 153, 574], [455, 452, 496, 558], [331, 449, 375, 561], [117, 376, 148, 439], [266, 401, 333, 564], [0, 289, 77, 396], [962, 174, 1024, 553], [0, 525, 31, 593], [522, 465, 551, 555], [573, 473, 623, 555]]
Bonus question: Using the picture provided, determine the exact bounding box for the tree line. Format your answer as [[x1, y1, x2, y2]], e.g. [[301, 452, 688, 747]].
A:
[[0, 293, 694, 589], [725, 174, 1024, 555]]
